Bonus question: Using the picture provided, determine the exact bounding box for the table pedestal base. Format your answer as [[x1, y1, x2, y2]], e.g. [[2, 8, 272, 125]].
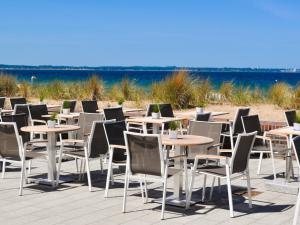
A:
[[27, 174, 75, 186], [156, 194, 201, 208]]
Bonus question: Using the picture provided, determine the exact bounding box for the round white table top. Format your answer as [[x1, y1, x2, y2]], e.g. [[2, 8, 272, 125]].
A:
[[21, 125, 80, 133], [161, 134, 213, 146]]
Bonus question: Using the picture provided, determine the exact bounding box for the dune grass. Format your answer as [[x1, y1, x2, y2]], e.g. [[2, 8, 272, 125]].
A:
[[0, 72, 298, 109]]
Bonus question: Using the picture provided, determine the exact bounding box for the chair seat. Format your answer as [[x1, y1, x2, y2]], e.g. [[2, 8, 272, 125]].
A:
[[65, 150, 85, 158], [198, 165, 227, 177], [252, 145, 270, 152]]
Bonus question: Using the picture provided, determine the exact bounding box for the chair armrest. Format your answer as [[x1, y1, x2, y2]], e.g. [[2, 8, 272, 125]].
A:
[[195, 154, 227, 160], [61, 139, 84, 144], [110, 144, 126, 149], [168, 154, 187, 159], [207, 143, 222, 150], [256, 135, 272, 141], [32, 119, 47, 125]]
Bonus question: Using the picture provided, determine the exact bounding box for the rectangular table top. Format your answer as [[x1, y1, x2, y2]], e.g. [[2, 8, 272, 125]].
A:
[[267, 126, 300, 136], [126, 116, 184, 124]]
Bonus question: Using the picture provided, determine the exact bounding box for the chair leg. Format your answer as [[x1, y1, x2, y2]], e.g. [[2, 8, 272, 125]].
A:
[[184, 158, 189, 201], [202, 174, 207, 202], [122, 169, 129, 213], [293, 188, 300, 225], [269, 144, 276, 180], [2, 159, 6, 179], [226, 174, 234, 217], [209, 177, 215, 201], [144, 175, 148, 203], [218, 178, 222, 193], [75, 158, 79, 173], [28, 160, 32, 175], [19, 159, 26, 196], [105, 151, 113, 198], [257, 152, 263, 175], [85, 158, 92, 192], [161, 177, 168, 220], [246, 170, 252, 208], [139, 179, 145, 203]]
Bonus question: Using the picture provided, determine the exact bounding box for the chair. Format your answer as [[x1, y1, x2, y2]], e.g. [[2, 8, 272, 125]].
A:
[[221, 107, 250, 151], [0, 97, 5, 109], [292, 136, 300, 225], [123, 131, 187, 219], [13, 104, 31, 123], [103, 107, 125, 121], [57, 121, 109, 191], [81, 100, 99, 113], [146, 104, 157, 116], [0, 114, 30, 145], [103, 120, 127, 197], [74, 113, 103, 140], [242, 115, 276, 179], [159, 103, 174, 117], [188, 121, 223, 156], [10, 97, 27, 109], [0, 122, 44, 195], [187, 131, 257, 217], [29, 104, 48, 125], [285, 110, 296, 126], [62, 100, 77, 113], [195, 112, 211, 121]]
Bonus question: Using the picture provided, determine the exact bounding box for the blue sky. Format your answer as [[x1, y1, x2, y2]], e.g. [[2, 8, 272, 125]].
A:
[[0, 0, 299, 68]]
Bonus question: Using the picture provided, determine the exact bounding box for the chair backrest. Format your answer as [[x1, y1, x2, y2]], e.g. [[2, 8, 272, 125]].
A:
[[124, 131, 163, 176], [14, 104, 31, 121], [292, 136, 300, 170], [0, 97, 5, 109], [232, 107, 250, 135], [230, 132, 256, 174], [103, 120, 127, 146], [0, 114, 30, 144], [285, 110, 296, 126], [103, 107, 125, 121], [62, 100, 77, 113], [87, 121, 109, 158], [159, 103, 174, 117], [0, 122, 22, 159], [195, 112, 211, 121], [77, 113, 103, 140], [146, 104, 157, 116], [188, 120, 222, 146], [242, 114, 263, 146], [29, 104, 48, 121], [10, 97, 27, 109], [81, 100, 98, 113]]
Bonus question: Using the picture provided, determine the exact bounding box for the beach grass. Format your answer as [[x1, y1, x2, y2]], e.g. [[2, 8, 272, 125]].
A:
[[0, 71, 298, 109]]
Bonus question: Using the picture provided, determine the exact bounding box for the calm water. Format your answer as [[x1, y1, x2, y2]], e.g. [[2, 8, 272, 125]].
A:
[[1, 69, 300, 89]]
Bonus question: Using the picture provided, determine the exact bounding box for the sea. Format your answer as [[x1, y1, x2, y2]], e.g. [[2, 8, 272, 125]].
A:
[[1, 68, 300, 90]]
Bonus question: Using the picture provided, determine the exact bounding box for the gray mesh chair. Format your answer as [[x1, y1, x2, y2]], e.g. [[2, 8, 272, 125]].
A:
[[0, 97, 5, 109], [187, 131, 257, 218], [123, 131, 187, 220], [104, 107, 125, 121], [29, 104, 48, 125], [221, 107, 250, 151], [292, 137, 300, 225], [242, 115, 276, 179], [57, 121, 109, 191], [195, 112, 211, 122], [0, 122, 44, 195], [188, 121, 223, 157], [103, 120, 127, 197], [10, 97, 27, 109], [81, 100, 99, 113], [285, 110, 296, 126]]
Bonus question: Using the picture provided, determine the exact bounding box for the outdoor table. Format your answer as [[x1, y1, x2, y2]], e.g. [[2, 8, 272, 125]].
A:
[[175, 111, 229, 119], [267, 126, 299, 181], [42, 113, 80, 138], [161, 134, 214, 207], [97, 108, 144, 113], [126, 116, 185, 134], [21, 125, 80, 186]]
